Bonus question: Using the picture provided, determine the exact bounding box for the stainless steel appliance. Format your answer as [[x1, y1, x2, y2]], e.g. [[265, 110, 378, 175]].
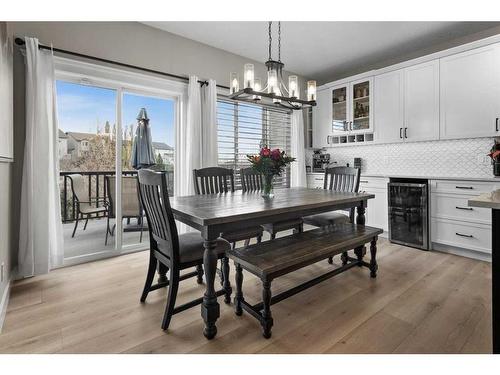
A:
[[312, 150, 330, 172], [388, 178, 429, 250]]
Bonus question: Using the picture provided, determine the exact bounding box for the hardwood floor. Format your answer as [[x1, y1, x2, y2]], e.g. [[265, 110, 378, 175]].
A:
[[0, 238, 491, 353]]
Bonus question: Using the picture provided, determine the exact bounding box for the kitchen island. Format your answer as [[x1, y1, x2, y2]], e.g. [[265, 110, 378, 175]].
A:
[[469, 190, 500, 354]]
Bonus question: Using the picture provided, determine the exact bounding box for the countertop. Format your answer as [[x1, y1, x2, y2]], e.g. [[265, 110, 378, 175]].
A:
[[468, 190, 500, 210], [306, 172, 500, 183]]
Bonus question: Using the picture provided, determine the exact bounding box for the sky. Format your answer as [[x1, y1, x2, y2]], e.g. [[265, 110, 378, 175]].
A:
[[56, 80, 175, 147]]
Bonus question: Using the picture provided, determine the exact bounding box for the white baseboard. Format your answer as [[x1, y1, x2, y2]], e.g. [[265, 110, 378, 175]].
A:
[[0, 279, 11, 334], [432, 242, 491, 262]]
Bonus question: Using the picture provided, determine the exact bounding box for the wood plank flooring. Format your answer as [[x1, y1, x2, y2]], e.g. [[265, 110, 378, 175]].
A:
[[0, 238, 492, 353]]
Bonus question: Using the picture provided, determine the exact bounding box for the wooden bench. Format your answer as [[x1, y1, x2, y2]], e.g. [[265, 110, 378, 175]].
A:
[[227, 224, 383, 338]]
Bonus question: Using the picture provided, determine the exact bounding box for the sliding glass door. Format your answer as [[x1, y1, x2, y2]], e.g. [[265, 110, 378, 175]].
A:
[[55, 64, 180, 265]]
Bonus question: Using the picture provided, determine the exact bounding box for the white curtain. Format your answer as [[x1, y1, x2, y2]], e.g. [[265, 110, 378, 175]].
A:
[[18, 37, 63, 277], [201, 79, 218, 168], [290, 110, 307, 187]]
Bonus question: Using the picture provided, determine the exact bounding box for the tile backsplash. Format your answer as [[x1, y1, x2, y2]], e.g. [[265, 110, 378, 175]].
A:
[[306, 138, 496, 178]]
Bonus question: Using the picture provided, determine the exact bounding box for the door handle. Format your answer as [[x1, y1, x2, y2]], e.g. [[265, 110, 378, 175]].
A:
[[455, 186, 474, 190], [456, 232, 474, 238], [456, 206, 473, 211], [399, 128, 403, 139], [404, 127, 408, 138]]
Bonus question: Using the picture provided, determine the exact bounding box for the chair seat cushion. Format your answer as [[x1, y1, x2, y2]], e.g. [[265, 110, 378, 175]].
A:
[[262, 218, 303, 234], [303, 212, 350, 227], [179, 232, 230, 265], [221, 226, 264, 243]]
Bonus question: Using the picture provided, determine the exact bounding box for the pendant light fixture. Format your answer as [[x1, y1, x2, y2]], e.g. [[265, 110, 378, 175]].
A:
[[228, 22, 316, 110]]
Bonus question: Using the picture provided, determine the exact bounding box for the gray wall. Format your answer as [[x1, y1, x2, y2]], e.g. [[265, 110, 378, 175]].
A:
[[6, 21, 307, 273]]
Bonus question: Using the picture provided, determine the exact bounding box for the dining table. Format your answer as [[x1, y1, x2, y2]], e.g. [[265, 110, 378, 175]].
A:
[[169, 187, 375, 339]]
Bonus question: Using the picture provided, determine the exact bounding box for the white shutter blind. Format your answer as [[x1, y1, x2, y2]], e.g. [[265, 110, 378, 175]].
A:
[[217, 99, 292, 189]]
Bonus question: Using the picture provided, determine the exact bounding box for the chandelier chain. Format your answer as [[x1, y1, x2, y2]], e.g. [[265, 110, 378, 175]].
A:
[[268, 21, 272, 61], [278, 21, 281, 62]]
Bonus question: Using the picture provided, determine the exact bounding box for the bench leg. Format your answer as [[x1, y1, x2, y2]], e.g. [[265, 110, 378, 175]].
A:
[[261, 280, 274, 339], [222, 257, 232, 304], [327, 257, 333, 264], [196, 264, 204, 284], [370, 238, 378, 278], [354, 246, 365, 266], [234, 263, 244, 316], [341, 251, 348, 266]]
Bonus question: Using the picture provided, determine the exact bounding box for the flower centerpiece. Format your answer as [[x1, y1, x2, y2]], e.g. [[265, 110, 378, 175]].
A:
[[247, 146, 296, 198], [488, 140, 500, 177]]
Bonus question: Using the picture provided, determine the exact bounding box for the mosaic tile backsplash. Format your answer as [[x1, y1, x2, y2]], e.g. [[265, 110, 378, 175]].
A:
[[305, 138, 496, 178]]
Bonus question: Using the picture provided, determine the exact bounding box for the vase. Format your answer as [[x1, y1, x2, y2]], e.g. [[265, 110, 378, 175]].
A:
[[262, 174, 275, 198], [494, 161, 500, 177]]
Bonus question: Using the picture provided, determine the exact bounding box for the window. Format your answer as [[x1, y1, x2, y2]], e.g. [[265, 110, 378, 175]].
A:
[[217, 99, 292, 188]]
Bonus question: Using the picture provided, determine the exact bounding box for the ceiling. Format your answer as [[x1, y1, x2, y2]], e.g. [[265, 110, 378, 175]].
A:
[[143, 21, 500, 83]]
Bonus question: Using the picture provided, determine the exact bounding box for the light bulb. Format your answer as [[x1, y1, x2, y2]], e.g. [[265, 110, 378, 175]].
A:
[[230, 72, 239, 94], [267, 69, 278, 94], [253, 78, 262, 100], [307, 80, 317, 101], [288, 75, 299, 99], [244, 63, 254, 89]]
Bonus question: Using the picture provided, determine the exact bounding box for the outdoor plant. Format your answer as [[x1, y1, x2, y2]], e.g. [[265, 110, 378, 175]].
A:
[[247, 146, 295, 198]]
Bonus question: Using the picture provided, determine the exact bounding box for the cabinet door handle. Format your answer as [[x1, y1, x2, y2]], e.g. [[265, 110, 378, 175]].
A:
[[456, 232, 474, 238], [404, 127, 408, 138], [399, 128, 403, 139], [349, 121, 352, 131], [496, 118, 499, 132], [455, 186, 474, 190], [360, 180, 369, 183], [326, 136, 330, 144], [456, 206, 473, 211]]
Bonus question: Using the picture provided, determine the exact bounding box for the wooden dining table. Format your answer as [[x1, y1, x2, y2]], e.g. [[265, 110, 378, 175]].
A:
[[169, 187, 375, 339]]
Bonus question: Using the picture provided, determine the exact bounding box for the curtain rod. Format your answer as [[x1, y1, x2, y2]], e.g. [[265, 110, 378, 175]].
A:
[[14, 37, 231, 90]]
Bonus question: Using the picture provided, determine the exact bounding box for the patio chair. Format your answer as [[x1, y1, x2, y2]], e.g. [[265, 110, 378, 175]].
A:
[[105, 175, 145, 246], [67, 174, 108, 238]]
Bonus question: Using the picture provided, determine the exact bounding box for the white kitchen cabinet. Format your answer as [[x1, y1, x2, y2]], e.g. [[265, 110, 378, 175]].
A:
[[349, 78, 373, 134], [359, 177, 389, 232], [440, 43, 500, 139], [404, 60, 440, 142], [312, 88, 331, 148], [306, 173, 325, 189], [374, 70, 404, 144]]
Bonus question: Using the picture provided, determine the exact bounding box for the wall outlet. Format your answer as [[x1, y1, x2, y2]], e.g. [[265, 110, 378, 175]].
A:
[[0, 262, 4, 283]]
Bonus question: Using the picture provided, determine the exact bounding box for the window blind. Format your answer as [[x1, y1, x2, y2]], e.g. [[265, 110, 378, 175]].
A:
[[217, 98, 292, 189]]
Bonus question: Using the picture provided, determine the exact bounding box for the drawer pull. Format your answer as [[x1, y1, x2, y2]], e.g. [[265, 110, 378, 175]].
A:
[[455, 232, 474, 238], [360, 180, 369, 183], [455, 206, 473, 211], [455, 186, 474, 190], [315, 178, 323, 181]]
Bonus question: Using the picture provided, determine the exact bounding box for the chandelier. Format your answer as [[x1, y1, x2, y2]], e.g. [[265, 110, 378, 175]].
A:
[[228, 22, 317, 110]]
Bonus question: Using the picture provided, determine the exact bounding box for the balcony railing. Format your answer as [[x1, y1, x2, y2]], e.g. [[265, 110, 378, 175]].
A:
[[60, 170, 174, 223]]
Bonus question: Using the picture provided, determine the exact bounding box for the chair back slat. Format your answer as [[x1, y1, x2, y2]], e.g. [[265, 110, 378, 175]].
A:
[[323, 166, 361, 222], [137, 169, 179, 264], [193, 167, 235, 195], [240, 167, 263, 192]]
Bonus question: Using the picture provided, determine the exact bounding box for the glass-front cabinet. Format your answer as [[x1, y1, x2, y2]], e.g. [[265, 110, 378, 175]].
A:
[[331, 78, 373, 135]]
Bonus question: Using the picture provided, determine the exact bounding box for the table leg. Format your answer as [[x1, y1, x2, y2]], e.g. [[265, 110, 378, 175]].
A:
[[492, 209, 499, 354], [201, 236, 220, 340], [356, 204, 366, 225]]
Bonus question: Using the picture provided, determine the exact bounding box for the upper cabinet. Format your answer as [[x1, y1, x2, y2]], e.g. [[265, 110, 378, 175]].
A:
[[404, 60, 440, 142], [374, 60, 439, 144], [312, 88, 331, 148], [350, 78, 373, 133], [374, 69, 404, 144], [440, 44, 500, 139]]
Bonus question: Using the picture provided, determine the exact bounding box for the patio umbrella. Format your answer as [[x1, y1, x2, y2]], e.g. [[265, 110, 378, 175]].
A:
[[130, 108, 155, 169]]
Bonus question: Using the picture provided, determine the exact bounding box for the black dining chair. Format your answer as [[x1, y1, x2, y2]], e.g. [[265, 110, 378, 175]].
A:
[[303, 166, 361, 263], [137, 169, 232, 330], [240, 167, 303, 239], [193, 167, 264, 248]]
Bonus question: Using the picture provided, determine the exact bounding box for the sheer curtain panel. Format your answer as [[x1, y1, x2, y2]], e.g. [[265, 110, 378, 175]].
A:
[[290, 109, 307, 187], [18, 37, 64, 277]]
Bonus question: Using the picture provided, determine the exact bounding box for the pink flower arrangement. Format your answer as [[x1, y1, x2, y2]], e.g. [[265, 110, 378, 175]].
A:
[[248, 146, 295, 176]]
